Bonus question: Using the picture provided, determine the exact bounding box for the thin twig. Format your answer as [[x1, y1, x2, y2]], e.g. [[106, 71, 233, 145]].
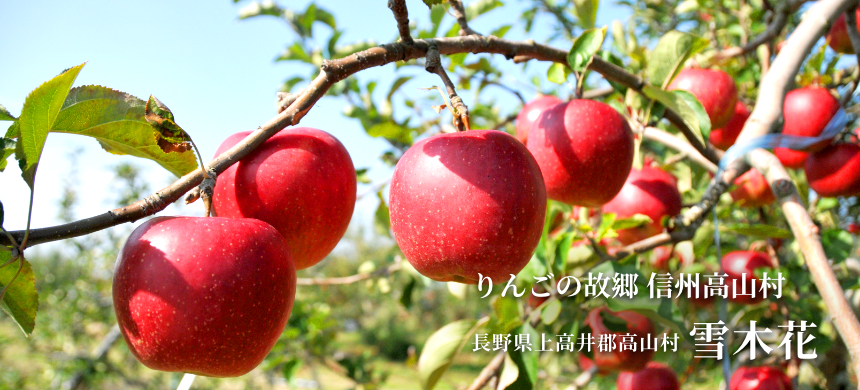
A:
[[426, 43, 470, 131], [388, 0, 414, 45], [564, 366, 598, 390], [710, 0, 809, 63], [448, 0, 481, 36], [297, 262, 402, 286], [62, 324, 122, 390], [466, 351, 505, 390]]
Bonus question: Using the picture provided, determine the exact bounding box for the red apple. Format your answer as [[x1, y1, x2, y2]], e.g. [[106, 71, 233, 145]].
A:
[[213, 127, 356, 270], [617, 362, 680, 390], [668, 68, 738, 129], [580, 307, 656, 373], [527, 99, 635, 207], [730, 366, 793, 390], [805, 143, 860, 197], [709, 101, 750, 150], [722, 251, 774, 305], [774, 87, 841, 169], [848, 222, 860, 235], [827, 9, 860, 54], [730, 169, 776, 207], [602, 166, 683, 245], [515, 95, 562, 144], [113, 217, 297, 377], [388, 130, 546, 284]]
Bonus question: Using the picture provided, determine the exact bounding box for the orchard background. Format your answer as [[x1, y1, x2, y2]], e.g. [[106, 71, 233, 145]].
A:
[[2, 0, 860, 389]]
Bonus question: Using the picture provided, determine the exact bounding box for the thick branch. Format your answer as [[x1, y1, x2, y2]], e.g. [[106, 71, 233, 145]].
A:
[[2, 35, 715, 247], [730, 0, 860, 381], [748, 149, 860, 381], [448, 0, 481, 36], [711, 0, 808, 62], [388, 0, 414, 45]]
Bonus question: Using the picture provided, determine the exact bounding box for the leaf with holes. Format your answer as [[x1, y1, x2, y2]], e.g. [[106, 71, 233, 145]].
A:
[[0, 253, 38, 336], [51, 86, 198, 177]]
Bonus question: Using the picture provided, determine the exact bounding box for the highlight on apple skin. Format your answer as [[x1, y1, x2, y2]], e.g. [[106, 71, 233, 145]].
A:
[[388, 130, 546, 284], [112, 216, 297, 377], [213, 127, 357, 270]]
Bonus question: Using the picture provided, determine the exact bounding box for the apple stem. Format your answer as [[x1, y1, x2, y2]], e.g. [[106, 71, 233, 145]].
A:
[[425, 44, 471, 131], [177, 373, 196, 390], [189, 139, 217, 217]]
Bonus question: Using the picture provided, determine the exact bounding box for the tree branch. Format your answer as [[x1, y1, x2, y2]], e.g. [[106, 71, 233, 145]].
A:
[[728, 0, 860, 381], [448, 0, 481, 36], [643, 127, 719, 173], [710, 0, 808, 62], [62, 324, 122, 390], [0, 35, 717, 247], [296, 262, 402, 286], [466, 351, 505, 390], [388, 0, 414, 45], [426, 43, 470, 131]]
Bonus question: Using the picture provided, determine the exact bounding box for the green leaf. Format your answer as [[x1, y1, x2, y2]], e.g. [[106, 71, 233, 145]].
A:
[[51, 86, 198, 177], [17, 63, 85, 184], [0, 104, 16, 121], [281, 357, 303, 383], [567, 26, 607, 74], [400, 276, 417, 308], [672, 90, 711, 139], [646, 31, 708, 87], [572, 0, 600, 29], [488, 295, 523, 335], [612, 213, 653, 230], [490, 25, 512, 38], [387, 76, 413, 102], [816, 197, 839, 211], [599, 310, 630, 332], [356, 168, 371, 184], [501, 324, 539, 389], [547, 63, 571, 84], [422, 0, 445, 8], [0, 254, 38, 336], [417, 319, 479, 390], [465, 0, 503, 19], [540, 299, 561, 325], [375, 190, 391, 237], [367, 122, 412, 144], [723, 223, 792, 239], [277, 42, 313, 63], [822, 229, 854, 260], [496, 352, 520, 390], [0, 138, 15, 172], [642, 85, 706, 146]]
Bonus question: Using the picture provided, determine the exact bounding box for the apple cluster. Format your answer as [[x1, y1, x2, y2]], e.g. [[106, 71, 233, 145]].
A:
[[113, 128, 357, 377]]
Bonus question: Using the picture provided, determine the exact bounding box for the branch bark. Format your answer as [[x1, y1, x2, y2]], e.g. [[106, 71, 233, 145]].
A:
[[448, 0, 481, 36], [388, 0, 414, 45], [466, 351, 505, 390], [0, 34, 717, 248], [729, 0, 860, 381]]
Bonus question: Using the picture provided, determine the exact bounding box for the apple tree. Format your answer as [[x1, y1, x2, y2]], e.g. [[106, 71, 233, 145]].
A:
[[3, 0, 860, 389]]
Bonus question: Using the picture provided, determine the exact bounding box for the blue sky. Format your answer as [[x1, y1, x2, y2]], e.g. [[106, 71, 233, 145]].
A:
[[0, 0, 630, 248]]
